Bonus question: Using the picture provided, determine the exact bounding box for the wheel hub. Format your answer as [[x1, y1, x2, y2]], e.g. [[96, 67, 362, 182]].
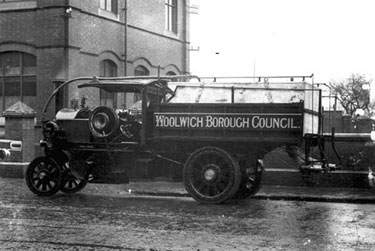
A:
[[203, 164, 220, 182], [38, 171, 48, 180]]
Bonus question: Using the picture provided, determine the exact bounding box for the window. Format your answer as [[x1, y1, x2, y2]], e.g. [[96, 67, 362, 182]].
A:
[[134, 65, 149, 102], [99, 60, 117, 108], [134, 65, 149, 77], [0, 51, 36, 112], [165, 0, 178, 33], [166, 71, 177, 82], [100, 0, 118, 14]]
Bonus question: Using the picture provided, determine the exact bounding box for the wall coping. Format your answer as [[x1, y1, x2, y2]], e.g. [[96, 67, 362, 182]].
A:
[[3, 101, 36, 118]]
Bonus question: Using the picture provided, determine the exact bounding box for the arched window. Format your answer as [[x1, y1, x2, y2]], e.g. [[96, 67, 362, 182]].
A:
[[134, 65, 149, 77], [99, 60, 117, 108], [0, 51, 36, 112], [166, 71, 177, 81], [134, 65, 149, 102]]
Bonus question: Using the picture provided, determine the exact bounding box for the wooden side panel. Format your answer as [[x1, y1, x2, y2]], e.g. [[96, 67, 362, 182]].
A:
[[151, 103, 304, 143]]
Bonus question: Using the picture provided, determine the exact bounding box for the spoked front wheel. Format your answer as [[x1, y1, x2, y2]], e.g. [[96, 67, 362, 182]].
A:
[[60, 170, 88, 194], [25, 157, 62, 196], [183, 147, 241, 204]]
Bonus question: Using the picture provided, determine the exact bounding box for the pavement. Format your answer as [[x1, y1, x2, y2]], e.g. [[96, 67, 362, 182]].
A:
[[1, 162, 375, 203], [113, 180, 375, 204], [1, 176, 375, 203]]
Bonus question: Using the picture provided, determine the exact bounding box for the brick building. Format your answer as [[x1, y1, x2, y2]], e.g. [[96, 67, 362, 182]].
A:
[[0, 0, 190, 119]]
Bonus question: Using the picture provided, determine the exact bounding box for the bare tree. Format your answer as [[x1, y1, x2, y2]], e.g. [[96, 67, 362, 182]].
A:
[[330, 74, 373, 117]]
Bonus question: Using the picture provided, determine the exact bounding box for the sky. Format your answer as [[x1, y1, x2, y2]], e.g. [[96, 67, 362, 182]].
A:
[[189, 0, 375, 90]]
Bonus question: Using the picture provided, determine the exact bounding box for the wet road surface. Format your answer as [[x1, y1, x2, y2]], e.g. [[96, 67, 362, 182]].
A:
[[0, 178, 375, 251]]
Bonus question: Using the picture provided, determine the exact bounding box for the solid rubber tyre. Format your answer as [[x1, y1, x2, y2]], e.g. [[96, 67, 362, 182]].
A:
[[26, 156, 62, 196], [89, 106, 119, 138], [60, 171, 88, 194], [231, 159, 263, 201], [183, 146, 241, 204]]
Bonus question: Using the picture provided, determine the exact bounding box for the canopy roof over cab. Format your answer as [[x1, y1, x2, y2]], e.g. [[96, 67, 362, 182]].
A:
[[78, 77, 173, 94], [43, 75, 196, 113]]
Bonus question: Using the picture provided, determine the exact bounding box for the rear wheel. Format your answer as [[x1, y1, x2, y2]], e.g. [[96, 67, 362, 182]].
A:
[[231, 157, 263, 201], [183, 147, 241, 204], [25, 157, 62, 196]]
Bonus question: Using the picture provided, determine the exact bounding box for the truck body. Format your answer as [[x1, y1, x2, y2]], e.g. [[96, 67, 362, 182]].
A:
[[25, 75, 341, 204]]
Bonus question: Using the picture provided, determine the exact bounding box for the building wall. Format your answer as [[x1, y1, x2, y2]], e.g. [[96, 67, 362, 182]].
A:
[[0, 2, 67, 117], [68, 0, 190, 76], [0, 0, 190, 119]]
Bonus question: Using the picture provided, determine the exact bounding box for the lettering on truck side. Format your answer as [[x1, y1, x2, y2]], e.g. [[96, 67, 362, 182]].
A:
[[154, 113, 301, 129]]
